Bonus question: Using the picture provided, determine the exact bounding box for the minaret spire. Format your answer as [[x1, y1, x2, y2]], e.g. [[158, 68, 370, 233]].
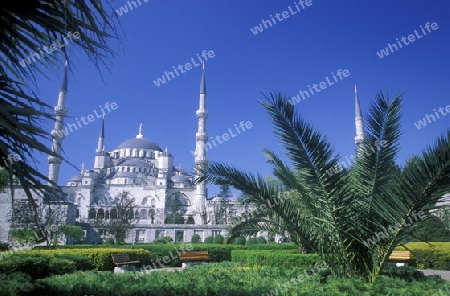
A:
[[194, 64, 208, 213], [354, 85, 364, 150], [96, 116, 105, 153], [48, 61, 69, 185]]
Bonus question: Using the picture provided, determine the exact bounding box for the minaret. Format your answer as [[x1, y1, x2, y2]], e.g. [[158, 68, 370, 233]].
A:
[[194, 64, 208, 212], [354, 85, 364, 150], [94, 117, 107, 170], [48, 61, 69, 185]]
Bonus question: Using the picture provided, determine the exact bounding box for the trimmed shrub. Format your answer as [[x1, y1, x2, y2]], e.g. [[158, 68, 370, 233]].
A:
[[0, 272, 36, 296], [380, 265, 426, 282], [257, 236, 267, 244], [204, 236, 214, 244], [191, 234, 201, 243], [395, 242, 450, 270], [0, 242, 9, 251], [21, 248, 151, 271], [152, 236, 173, 244], [233, 236, 246, 245], [246, 238, 258, 246], [213, 234, 224, 244], [48, 258, 77, 275], [231, 250, 322, 268], [247, 242, 297, 250]]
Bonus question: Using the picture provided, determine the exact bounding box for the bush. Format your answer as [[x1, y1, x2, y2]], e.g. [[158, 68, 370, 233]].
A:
[[0, 242, 9, 251], [21, 248, 151, 271], [395, 242, 450, 270], [213, 234, 224, 244], [191, 234, 201, 243], [48, 258, 77, 275], [0, 272, 36, 296], [36, 262, 449, 295], [233, 236, 246, 245], [256, 236, 267, 244], [104, 238, 115, 245], [246, 238, 258, 246], [247, 242, 297, 250], [231, 250, 323, 268], [152, 236, 173, 244], [380, 265, 426, 282], [204, 236, 214, 244]]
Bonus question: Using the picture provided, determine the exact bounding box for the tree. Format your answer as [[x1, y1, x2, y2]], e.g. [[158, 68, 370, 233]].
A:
[[200, 203, 211, 225], [59, 225, 84, 244], [164, 195, 185, 224], [219, 185, 232, 200], [0, 1, 118, 232], [404, 215, 450, 242], [93, 191, 138, 244], [199, 92, 450, 283]]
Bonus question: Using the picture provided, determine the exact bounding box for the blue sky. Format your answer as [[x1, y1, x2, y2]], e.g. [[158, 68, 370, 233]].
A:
[[32, 0, 450, 196]]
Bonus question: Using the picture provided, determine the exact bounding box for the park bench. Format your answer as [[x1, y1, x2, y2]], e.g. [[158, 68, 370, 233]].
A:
[[388, 250, 412, 267], [111, 253, 140, 273], [179, 251, 210, 268]]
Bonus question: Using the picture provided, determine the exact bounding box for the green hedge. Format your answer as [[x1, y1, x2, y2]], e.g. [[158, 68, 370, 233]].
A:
[[0, 253, 92, 279], [247, 242, 298, 250], [231, 250, 322, 268], [32, 262, 450, 296], [21, 248, 151, 271], [395, 242, 450, 270]]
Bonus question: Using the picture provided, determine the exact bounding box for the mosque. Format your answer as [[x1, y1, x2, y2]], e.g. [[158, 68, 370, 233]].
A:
[[0, 64, 242, 244]]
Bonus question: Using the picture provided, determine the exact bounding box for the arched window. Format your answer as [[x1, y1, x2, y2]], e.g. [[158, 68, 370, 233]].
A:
[[98, 208, 105, 219], [88, 208, 96, 219], [140, 209, 148, 219], [76, 209, 80, 218], [135, 210, 139, 218], [110, 209, 118, 219], [105, 210, 110, 219]]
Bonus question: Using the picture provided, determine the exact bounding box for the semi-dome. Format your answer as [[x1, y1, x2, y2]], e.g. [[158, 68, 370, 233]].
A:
[[69, 174, 82, 182], [117, 137, 162, 151], [119, 158, 152, 167], [171, 174, 191, 183]]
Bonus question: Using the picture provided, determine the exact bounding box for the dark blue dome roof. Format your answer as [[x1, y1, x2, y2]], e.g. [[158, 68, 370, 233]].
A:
[[117, 138, 162, 151]]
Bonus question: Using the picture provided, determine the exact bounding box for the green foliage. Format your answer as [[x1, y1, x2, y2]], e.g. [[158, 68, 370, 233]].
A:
[[396, 242, 450, 270], [200, 92, 450, 283], [204, 236, 214, 244], [9, 229, 37, 244], [233, 236, 246, 245], [213, 234, 224, 244], [257, 236, 267, 244], [404, 216, 450, 242], [246, 238, 258, 246], [247, 242, 297, 250], [380, 265, 426, 282], [0, 242, 9, 251], [152, 236, 173, 244], [104, 238, 115, 245], [231, 250, 322, 268], [59, 226, 85, 242], [191, 234, 201, 243], [33, 262, 449, 295], [21, 248, 151, 271], [0, 272, 36, 296], [164, 195, 186, 224]]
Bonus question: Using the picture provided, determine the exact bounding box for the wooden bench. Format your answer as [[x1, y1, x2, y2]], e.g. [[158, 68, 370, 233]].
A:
[[111, 254, 140, 273], [179, 251, 210, 268], [388, 251, 411, 267]]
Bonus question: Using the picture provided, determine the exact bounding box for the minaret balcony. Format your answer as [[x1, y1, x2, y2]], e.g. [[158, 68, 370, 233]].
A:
[[196, 110, 208, 118], [53, 106, 68, 115]]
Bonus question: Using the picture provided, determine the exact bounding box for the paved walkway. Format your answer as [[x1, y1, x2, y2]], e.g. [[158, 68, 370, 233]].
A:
[[420, 270, 450, 281]]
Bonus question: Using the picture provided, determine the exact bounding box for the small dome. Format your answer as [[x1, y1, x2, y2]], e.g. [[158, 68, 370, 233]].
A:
[[171, 174, 191, 183], [117, 138, 162, 151], [69, 174, 82, 182]]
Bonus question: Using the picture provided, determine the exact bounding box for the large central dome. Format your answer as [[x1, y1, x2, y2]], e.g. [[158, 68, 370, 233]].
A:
[[117, 137, 162, 151], [117, 124, 162, 151]]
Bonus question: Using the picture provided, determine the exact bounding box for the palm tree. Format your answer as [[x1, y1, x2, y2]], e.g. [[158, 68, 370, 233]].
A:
[[199, 92, 450, 282], [0, 1, 118, 229]]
